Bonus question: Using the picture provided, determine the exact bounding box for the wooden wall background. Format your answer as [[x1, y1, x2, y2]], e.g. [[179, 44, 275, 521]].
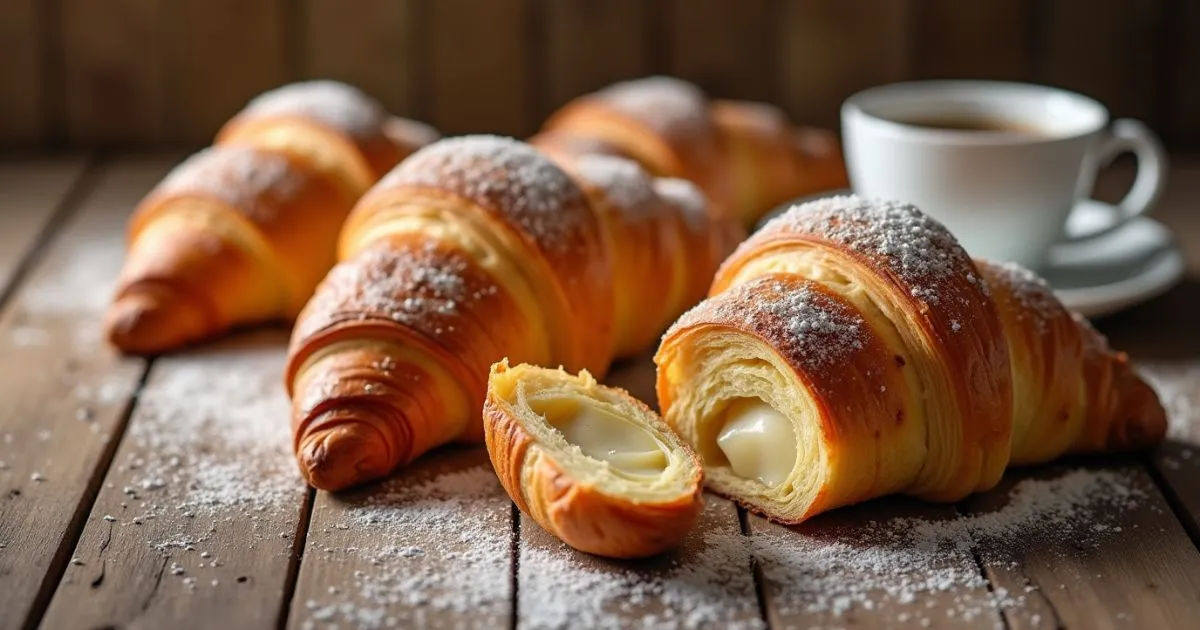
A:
[[0, 0, 1196, 150]]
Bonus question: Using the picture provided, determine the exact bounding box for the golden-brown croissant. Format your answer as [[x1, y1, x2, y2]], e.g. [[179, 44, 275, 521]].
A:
[[285, 136, 734, 491], [484, 360, 703, 558], [539, 76, 847, 229], [107, 81, 439, 355], [655, 195, 1166, 524]]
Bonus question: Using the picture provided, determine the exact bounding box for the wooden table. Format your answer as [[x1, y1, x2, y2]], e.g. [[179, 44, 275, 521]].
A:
[[0, 155, 1197, 630]]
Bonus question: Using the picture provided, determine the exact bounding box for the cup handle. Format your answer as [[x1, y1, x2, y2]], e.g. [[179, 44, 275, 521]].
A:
[[1065, 118, 1168, 241]]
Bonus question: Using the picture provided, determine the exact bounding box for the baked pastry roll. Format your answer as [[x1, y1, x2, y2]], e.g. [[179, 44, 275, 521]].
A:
[[656, 195, 1166, 524], [484, 360, 703, 558]]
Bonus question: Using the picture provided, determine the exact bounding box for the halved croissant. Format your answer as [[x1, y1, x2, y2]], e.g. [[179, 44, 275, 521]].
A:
[[285, 137, 735, 491], [484, 360, 703, 558], [655, 195, 1166, 524]]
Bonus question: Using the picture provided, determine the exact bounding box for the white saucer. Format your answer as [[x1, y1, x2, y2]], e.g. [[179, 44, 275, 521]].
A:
[[757, 195, 1186, 319]]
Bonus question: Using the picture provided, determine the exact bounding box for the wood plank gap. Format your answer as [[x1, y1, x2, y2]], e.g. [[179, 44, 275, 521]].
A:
[[0, 155, 96, 322], [21, 357, 155, 630], [737, 506, 771, 629], [276, 487, 317, 630], [509, 502, 520, 630], [1143, 454, 1200, 548]]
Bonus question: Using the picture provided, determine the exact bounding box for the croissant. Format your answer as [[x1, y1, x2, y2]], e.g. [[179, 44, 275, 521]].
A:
[[107, 81, 438, 354], [655, 195, 1166, 524], [285, 136, 732, 491], [539, 76, 847, 229], [484, 360, 703, 558]]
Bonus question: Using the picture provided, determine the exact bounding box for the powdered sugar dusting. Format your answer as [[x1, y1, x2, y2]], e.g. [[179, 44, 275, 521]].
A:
[[654, 177, 709, 234], [241, 80, 386, 140], [755, 468, 1146, 624], [760, 195, 979, 304], [671, 276, 865, 371], [594, 76, 711, 139], [380, 136, 591, 254], [154, 146, 304, 223], [297, 461, 512, 629], [520, 498, 762, 630], [984, 260, 1062, 333], [1140, 361, 1200, 440], [571, 154, 659, 218]]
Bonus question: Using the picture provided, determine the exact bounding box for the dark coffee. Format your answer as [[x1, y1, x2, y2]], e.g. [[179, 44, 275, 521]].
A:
[[891, 114, 1043, 135]]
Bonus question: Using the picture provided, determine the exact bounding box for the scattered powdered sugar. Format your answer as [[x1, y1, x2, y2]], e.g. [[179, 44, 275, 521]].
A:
[[380, 136, 592, 254], [1140, 360, 1200, 440], [982, 260, 1062, 332], [298, 464, 512, 629], [754, 468, 1146, 624], [154, 146, 304, 223], [671, 276, 865, 370], [571, 154, 659, 218], [654, 178, 710, 235], [594, 76, 711, 139], [21, 237, 122, 315], [759, 195, 980, 305], [520, 498, 762, 630], [241, 80, 387, 140]]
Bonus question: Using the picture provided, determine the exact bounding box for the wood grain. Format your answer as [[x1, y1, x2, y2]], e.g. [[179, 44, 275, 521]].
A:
[[913, 0, 1033, 80], [0, 0, 45, 146], [539, 0, 651, 120], [1034, 0, 1166, 123], [42, 331, 309, 629], [0, 158, 90, 302], [288, 447, 513, 629], [425, 0, 534, 136], [164, 0, 290, 145], [518, 495, 762, 629], [962, 463, 1200, 628], [776, 0, 913, 129], [301, 0, 417, 117], [749, 500, 1001, 628], [0, 157, 174, 629], [60, 0, 166, 145], [663, 0, 774, 101]]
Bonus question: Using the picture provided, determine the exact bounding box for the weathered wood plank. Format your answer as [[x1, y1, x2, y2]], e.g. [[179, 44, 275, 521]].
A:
[[518, 495, 763, 629], [288, 448, 513, 629], [776, 0, 912, 128], [913, 0, 1033, 80], [1034, 0, 1166, 123], [425, 0, 534, 136], [42, 330, 309, 629], [164, 0, 290, 145], [0, 158, 90, 302], [540, 0, 651, 119], [301, 0, 418, 117], [748, 500, 1001, 628], [60, 0, 166, 145], [0, 157, 175, 629], [0, 0, 45, 146], [963, 463, 1200, 628], [1139, 361, 1200, 538], [663, 0, 773, 101]]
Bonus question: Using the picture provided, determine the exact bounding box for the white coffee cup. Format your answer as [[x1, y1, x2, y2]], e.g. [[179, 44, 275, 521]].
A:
[[841, 80, 1168, 269]]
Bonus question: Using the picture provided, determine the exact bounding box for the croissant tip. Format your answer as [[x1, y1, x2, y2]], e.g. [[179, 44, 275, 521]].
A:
[[300, 422, 393, 492], [105, 292, 204, 355]]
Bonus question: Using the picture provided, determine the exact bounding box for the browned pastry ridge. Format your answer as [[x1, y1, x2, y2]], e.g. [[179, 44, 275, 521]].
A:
[[655, 195, 1167, 524]]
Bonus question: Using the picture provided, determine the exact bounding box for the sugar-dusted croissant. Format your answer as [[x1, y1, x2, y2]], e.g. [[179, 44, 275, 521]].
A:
[[107, 81, 439, 355], [484, 360, 703, 558], [285, 136, 734, 491], [655, 195, 1166, 524], [539, 76, 847, 229]]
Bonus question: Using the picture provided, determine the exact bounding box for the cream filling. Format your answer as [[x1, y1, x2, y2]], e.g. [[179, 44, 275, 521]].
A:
[[531, 396, 668, 477], [716, 398, 798, 488]]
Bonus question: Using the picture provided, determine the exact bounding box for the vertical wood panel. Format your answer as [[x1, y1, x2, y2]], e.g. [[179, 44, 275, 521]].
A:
[[777, 0, 913, 129], [60, 0, 166, 145], [164, 0, 290, 145], [913, 0, 1033, 80], [1035, 0, 1166, 123], [0, 0, 44, 146], [540, 0, 651, 119], [425, 0, 533, 136], [664, 0, 774, 101], [301, 0, 417, 117], [1167, 0, 1200, 147]]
